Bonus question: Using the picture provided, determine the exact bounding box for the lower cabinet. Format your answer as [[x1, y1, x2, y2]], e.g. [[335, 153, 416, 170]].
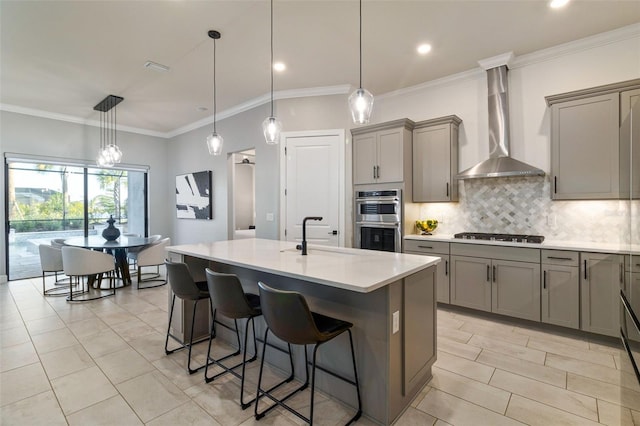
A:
[[580, 252, 624, 337], [404, 239, 449, 303], [450, 244, 541, 321], [541, 250, 580, 329]]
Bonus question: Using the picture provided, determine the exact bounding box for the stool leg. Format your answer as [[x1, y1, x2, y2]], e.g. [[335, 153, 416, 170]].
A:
[[254, 327, 270, 418], [239, 317, 254, 409], [347, 329, 362, 424], [310, 344, 320, 425], [187, 299, 202, 374], [165, 294, 177, 354]]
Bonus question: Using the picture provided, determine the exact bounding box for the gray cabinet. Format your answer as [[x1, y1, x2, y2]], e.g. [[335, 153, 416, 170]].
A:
[[404, 239, 450, 303], [450, 255, 492, 312], [450, 244, 540, 320], [541, 250, 580, 329], [620, 88, 640, 199], [624, 255, 640, 341], [352, 119, 414, 185], [580, 252, 624, 337], [412, 115, 461, 202], [546, 79, 640, 200]]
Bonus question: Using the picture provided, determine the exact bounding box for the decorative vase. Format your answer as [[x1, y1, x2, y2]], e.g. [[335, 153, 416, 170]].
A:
[[102, 215, 121, 241]]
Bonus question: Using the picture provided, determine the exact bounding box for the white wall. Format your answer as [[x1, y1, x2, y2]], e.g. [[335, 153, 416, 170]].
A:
[[0, 110, 170, 280]]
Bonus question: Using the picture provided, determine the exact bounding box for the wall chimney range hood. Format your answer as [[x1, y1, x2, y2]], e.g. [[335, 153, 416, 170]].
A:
[[457, 52, 545, 179]]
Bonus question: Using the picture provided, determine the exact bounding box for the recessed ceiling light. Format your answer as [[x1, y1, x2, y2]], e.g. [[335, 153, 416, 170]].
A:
[[144, 61, 170, 72], [549, 0, 569, 9], [273, 62, 286, 72], [417, 44, 432, 55]]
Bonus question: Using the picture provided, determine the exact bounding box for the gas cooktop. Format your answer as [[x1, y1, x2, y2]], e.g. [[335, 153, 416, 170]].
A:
[[453, 232, 545, 244]]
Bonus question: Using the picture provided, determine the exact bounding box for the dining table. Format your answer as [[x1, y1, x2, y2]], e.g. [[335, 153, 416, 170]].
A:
[[64, 235, 155, 285]]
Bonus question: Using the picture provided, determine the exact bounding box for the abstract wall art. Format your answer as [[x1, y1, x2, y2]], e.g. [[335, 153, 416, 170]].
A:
[[176, 170, 212, 219]]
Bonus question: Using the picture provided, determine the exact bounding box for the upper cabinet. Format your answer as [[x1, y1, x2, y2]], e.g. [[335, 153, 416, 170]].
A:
[[412, 115, 461, 202], [546, 79, 640, 200], [351, 119, 414, 185]]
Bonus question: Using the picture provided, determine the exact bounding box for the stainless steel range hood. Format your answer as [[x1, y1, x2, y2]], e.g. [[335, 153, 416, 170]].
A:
[[457, 56, 544, 179]]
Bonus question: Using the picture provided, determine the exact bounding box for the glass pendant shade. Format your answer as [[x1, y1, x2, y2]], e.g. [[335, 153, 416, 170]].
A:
[[206, 132, 224, 155], [262, 116, 281, 145], [107, 144, 122, 163], [349, 87, 374, 125]]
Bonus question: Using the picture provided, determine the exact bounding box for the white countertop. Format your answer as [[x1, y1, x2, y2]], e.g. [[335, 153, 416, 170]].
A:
[[405, 234, 640, 255], [167, 238, 441, 293]]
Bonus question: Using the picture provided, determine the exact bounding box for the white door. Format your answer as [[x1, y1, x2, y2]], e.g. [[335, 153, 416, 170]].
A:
[[282, 131, 344, 247]]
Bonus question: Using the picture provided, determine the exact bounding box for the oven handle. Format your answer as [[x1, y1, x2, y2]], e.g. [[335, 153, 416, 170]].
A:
[[355, 197, 400, 203], [355, 221, 400, 227]]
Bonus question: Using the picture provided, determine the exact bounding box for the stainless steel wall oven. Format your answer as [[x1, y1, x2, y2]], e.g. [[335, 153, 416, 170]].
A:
[[355, 189, 402, 253]]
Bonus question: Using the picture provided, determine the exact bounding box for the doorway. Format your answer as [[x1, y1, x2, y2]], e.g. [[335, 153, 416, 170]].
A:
[[230, 149, 256, 240]]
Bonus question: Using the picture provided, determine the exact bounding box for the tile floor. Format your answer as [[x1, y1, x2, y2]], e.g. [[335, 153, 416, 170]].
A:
[[1, 274, 639, 425]]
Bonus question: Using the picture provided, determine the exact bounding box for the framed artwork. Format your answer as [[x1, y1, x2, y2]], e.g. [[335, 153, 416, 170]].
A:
[[176, 170, 212, 219]]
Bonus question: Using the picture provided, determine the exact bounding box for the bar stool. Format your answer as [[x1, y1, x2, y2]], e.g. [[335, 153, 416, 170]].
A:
[[164, 260, 211, 374], [204, 268, 294, 409], [255, 281, 362, 425]]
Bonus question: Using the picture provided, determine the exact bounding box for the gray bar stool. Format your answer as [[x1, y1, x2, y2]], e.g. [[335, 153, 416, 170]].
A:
[[204, 268, 295, 409], [255, 281, 362, 425], [165, 259, 212, 374]]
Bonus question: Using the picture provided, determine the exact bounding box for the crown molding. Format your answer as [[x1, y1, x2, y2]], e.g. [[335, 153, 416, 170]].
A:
[[376, 67, 484, 101], [0, 103, 167, 138], [510, 22, 640, 69], [166, 84, 351, 139]]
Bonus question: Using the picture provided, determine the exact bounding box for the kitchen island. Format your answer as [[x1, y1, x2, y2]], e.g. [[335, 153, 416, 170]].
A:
[[166, 238, 440, 425]]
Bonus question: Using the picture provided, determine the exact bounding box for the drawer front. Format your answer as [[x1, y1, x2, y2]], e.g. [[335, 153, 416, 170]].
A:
[[404, 239, 449, 255], [626, 254, 640, 273], [542, 250, 579, 266], [451, 243, 540, 263]]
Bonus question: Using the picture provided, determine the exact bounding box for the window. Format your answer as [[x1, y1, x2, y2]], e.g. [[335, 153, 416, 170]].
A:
[[5, 159, 148, 280]]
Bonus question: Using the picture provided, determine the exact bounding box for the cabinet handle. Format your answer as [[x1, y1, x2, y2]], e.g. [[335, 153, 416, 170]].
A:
[[547, 256, 573, 261], [543, 270, 547, 289], [493, 265, 496, 282], [620, 263, 624, 284], [372, 165, 376, 179], [554, 176, 557, 194], [487, 265, 490, 282], [445, 260, 449, 276], [584, 259, 587, 280], [446, 182, 449, 197], [418, 245, 433, 249], [376, 165, 380, 179]]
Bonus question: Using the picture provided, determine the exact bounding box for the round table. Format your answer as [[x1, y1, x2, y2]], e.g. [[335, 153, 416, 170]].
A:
[[64, 235, 155, 285]]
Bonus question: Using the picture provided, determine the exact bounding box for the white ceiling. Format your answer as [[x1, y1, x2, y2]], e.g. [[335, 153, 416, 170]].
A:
[[1, 1, 639, 136]]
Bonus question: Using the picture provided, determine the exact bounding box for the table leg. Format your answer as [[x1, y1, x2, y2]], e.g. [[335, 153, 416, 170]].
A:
[[114, 248, 131, 285]]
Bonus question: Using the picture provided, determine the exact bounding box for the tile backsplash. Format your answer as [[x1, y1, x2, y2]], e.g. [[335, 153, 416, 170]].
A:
[[417, 176, 638, 244]]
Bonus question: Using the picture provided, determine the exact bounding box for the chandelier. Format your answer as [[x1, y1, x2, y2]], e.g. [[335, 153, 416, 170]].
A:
[[94, 94, 124, 167]]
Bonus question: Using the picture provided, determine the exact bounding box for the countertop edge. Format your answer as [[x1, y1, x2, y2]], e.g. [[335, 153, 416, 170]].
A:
[[404, 234, 640, 255]]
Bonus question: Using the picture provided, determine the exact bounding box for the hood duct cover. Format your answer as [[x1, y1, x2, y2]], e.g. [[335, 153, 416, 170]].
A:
[[457, 63, 545, 179]]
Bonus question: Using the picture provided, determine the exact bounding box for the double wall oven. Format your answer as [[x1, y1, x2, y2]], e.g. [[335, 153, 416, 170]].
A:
[[355, 189, 402, 253]]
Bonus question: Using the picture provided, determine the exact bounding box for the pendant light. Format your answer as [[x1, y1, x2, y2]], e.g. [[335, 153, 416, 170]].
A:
[[206, 30, 224, 156], [262, 0, 281, 145], [348, 0, 374, 125], [94, 95, 124, 167]]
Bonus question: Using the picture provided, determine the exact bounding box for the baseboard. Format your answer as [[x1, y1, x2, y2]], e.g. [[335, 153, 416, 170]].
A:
[[0, 275, 7, 284]]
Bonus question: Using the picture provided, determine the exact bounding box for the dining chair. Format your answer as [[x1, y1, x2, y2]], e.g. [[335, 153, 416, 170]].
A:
[[135, 237, 170, 289], [127, 234, 162, 269], [38, 244, 73, 296], [61, 246, 117, 302]]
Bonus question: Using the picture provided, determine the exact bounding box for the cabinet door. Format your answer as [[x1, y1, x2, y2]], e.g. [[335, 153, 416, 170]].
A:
[[353, 133, 377, 184], [491, 260, 541, 321], [581, 253, 623, 337], [450, 256, 491, 312], [377, 128, 404, 183], [551, 93, 620, 199], [542, 265, 579, 329], [413, 124, 452, 202], [620, 88, 640, 199]]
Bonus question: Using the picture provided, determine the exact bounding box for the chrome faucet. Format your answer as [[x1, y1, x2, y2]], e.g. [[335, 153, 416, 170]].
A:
[[300, 216, 322, 255]]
